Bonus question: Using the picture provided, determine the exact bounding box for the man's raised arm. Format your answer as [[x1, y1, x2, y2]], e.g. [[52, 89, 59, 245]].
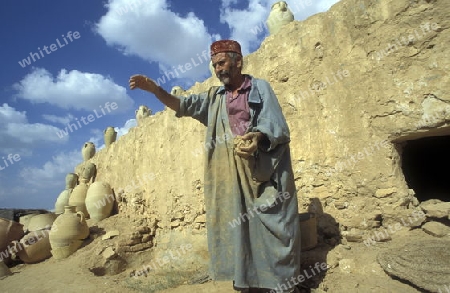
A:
[[129, 74, 180, 112]]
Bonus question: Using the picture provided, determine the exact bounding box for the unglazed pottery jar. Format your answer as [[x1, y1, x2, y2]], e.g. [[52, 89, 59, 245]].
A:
[[27, 213, 57, 232], [65, 173, 78, 189], [0, 261, 12, 279], [55, 189, 72, 214], [0, 218, 24, 255], [266, 1, 294, 35], [81, 142, 95, 161], [68, 182, 90, 218], [81, 162, 96, 183], [0, 218, 24, 265], [13, 230, 51, 264], [104, 127, 117, 147], [49, 206, 89, 259], [135, 105, 151, 126], [85, 181, 114, 223], [19, 213, 38, 232]]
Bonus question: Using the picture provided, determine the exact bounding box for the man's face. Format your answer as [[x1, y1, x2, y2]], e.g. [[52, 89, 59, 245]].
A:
[[211, 52, 239, 85]]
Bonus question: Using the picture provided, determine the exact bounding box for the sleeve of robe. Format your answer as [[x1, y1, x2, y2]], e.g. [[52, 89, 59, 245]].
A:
[[174, 91, 211, 126], [250, 78, 291, 152]]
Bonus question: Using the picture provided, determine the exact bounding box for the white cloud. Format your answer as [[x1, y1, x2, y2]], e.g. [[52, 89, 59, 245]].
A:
[[3, 149, 83, 209], [86, 118, 137, 152], [13, 68, 134, 112], [0, 103, 68, 155], [220, 0, 342, 54], [116, 118, 137, 138], [42, 114, 74, 125], [220, 0, 270, 54], [95, 0, 218, 82], [19, 149, 81, 188]]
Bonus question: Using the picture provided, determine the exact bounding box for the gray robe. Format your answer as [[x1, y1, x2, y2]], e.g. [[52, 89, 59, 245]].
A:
[[176, 76, 300, 291]]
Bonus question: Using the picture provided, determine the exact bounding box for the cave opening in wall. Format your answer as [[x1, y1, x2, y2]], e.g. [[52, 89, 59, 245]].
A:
[[401, 135, 450, 202]]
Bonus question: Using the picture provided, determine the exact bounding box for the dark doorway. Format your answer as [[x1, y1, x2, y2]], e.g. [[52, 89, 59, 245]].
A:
[[401, 135, 450, 202]]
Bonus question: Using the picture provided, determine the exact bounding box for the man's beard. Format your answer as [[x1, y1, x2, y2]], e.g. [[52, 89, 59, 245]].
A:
[[217, 70, 231, 85]]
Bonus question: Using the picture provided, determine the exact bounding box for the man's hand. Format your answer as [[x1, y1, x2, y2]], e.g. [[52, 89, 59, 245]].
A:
[[235, 132, 265, 158], [129, 74, 158, 93]]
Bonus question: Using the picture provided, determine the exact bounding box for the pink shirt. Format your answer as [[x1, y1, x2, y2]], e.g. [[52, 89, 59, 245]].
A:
[[225, 75, 252, 136]]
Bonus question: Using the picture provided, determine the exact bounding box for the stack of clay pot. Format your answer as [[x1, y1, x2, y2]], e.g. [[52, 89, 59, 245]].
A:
[[266, 1, 294, 35], [104, 127, 117, 147], [69, 162, 96, 218], [10, 213, 57, 264], [49, 205, 89, 259], [54, 173, 78, 214], [85, 181, 115, 223], [0, 218, 24, 264]]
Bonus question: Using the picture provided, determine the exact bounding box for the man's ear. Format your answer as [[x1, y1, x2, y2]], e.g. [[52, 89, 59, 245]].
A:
[[236, 55, 243, 70]]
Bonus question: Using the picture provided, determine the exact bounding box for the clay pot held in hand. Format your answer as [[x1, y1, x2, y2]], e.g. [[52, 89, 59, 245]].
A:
[[104, 127, 117, 147], [81, 142, 96, 161], [86, 181, 114, 223], [49, 206, 89, 259], [68, 182, 90, 218]]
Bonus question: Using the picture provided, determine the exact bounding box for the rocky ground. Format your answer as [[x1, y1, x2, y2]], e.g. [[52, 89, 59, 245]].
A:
[[1, 212, 449, 293]]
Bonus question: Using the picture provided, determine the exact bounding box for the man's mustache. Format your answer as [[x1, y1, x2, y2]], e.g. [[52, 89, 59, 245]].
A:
[[217, 70, 229, 78]]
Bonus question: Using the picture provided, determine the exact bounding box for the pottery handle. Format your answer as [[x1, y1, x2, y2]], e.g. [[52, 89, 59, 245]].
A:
[[76, 211, 86, 223]]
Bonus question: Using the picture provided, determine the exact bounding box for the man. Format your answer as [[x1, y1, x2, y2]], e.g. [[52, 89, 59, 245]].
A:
[[129, 40, 301, 293]]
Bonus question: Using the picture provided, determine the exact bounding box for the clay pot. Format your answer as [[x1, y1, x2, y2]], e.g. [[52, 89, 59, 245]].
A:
[[266, 1, 294, 35], [81, 142, 96, 161], [135, 105, 151, 126], [81, 162, 96, 182], [0, 261, 12, 280], [49, 206, 89, 259], [19, 214, 39, 232], [170, 86, 186, 96], [55, 189, 72, 214], [86, 182, 114, 223], [104, 127, 117, 147], [65, 173, 78, 189], [299, 213, 317, 251], [0, 218, 24, 256], [13, 230, 51, 264], [27, 213, 57, 232], [68, 182, 90, 218]]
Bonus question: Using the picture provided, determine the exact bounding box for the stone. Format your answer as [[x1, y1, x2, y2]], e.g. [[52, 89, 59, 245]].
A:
[[374, 188, 397, 198], [377, 240, 450, 292], [194, 214, 206, 223], [102, 246, 116, 259], [420, 200, 450, 219], [102, 230, 120, 240], [339, 259, 356, 273], [422, 222, 450, 237]]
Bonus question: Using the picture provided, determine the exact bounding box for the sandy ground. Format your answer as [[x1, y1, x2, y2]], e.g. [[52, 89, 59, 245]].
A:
[[0, 216, 446, 293]]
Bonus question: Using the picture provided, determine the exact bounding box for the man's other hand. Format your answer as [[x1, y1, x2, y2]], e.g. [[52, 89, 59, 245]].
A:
[[235, 132, 265, 158]]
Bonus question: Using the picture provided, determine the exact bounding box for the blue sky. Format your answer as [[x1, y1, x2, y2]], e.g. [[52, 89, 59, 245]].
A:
[[0, 0, 340, 210]]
